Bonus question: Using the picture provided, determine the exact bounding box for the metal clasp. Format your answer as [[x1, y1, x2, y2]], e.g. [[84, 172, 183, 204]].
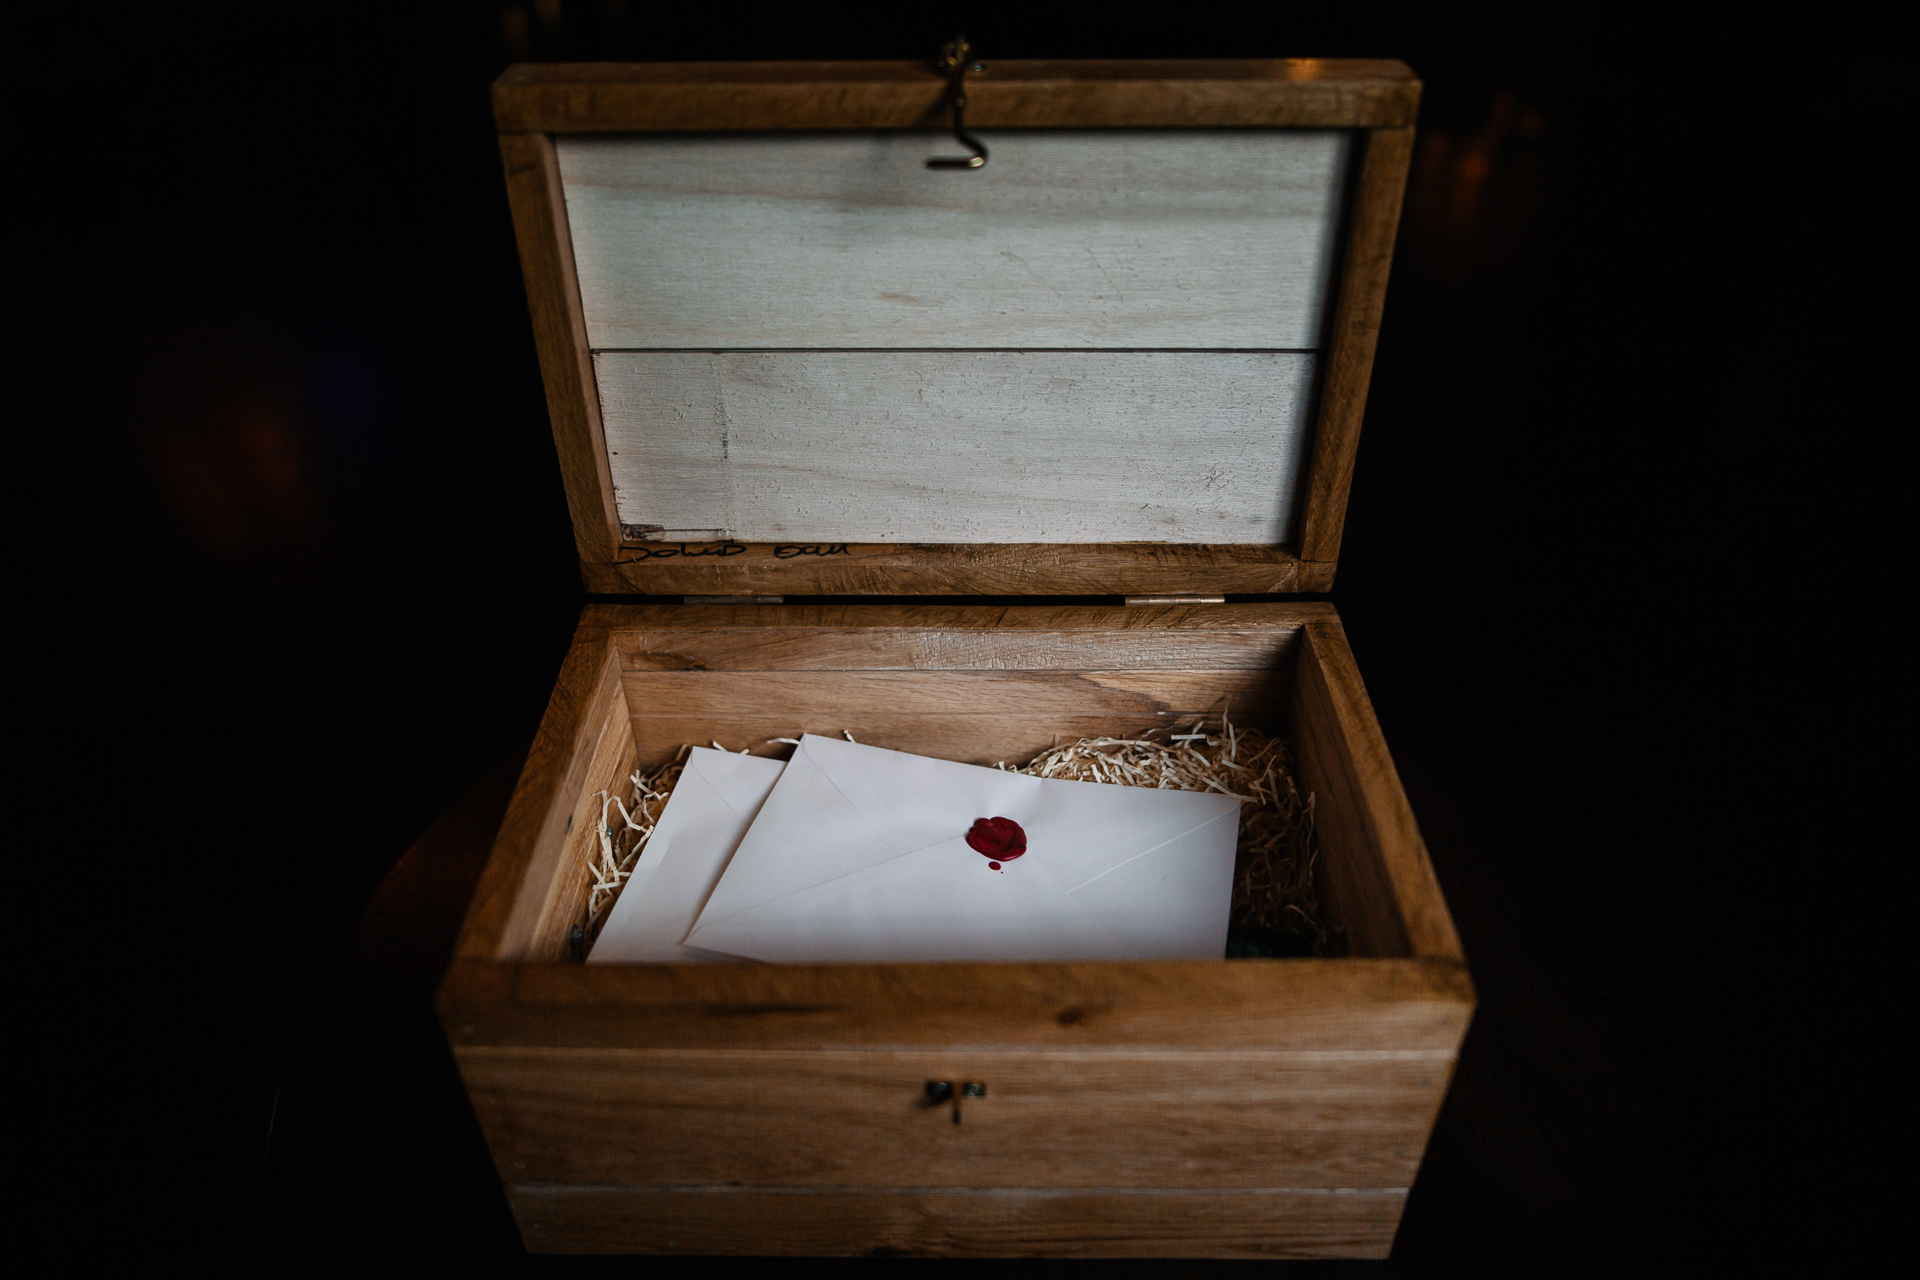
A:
[[1125, 595, 1227, 606], [928, 37, 988, 170], [925, 1078, 988, 1123]]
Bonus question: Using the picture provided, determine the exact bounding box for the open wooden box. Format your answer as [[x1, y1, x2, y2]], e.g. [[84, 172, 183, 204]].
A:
[[440, 59, 1472, 1259]]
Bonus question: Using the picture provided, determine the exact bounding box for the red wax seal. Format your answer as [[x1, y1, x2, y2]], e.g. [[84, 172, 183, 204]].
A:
[[966, 817, 1026, 861]]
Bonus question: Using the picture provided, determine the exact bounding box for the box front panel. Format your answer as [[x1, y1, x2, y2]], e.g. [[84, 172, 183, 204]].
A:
[[458, 1047, 1450, 1189]]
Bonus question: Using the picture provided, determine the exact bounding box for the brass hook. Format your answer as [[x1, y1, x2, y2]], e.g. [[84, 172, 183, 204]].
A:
[[925, 1079, 987, 1123], [928, 36, 988, 170]]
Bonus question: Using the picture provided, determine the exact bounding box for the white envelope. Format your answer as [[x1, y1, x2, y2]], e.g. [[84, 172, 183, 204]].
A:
[[684, 734, 1242, 962], [587, 747, 785, 963]]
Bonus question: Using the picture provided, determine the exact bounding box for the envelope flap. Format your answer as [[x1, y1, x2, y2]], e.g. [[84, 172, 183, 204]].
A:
[[689, 738, 908, 930], [688, 836, 1127, 964], [801, 734, 1042, 856], [1035, 777, 1241, 885], [638, 746, 764, 870], [1065, 808, 1241, 959], [805, 733, 1239, 885], [589, 748, 785, 963], [687, 746, 789, 816]]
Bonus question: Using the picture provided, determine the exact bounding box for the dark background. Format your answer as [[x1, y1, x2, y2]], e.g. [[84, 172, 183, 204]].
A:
[[32, 1, 1834, 1272]]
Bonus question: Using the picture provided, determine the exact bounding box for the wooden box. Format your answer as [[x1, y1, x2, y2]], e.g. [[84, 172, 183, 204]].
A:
[[441, 58, 1471, 1259]]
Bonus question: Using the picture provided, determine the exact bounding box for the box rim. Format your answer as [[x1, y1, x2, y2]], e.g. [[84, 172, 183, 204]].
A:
[[493, 58, 1422, 132], [440, 601, 1471, 1056]]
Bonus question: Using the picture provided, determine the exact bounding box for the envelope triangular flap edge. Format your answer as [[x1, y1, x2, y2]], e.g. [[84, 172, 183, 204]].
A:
[[804, 734, 1239, 883], [587, 747, 785, 964], [683, 735, 1242, 963]]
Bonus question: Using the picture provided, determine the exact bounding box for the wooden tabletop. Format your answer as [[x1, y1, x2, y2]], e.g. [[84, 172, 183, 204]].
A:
[[261, 756, 527, 1259]]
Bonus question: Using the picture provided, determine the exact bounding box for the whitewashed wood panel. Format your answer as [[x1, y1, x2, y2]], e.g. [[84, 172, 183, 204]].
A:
[[596, 351, 1315, 543], [560, 132, 1350, 351]]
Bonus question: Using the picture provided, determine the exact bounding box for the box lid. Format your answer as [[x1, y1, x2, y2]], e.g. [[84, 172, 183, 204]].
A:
[[493, 58, 1419, 596]]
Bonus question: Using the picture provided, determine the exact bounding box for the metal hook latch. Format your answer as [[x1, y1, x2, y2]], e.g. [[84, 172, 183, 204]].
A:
[[925, 1079, 987, 1123], [928, 36, 987, 170]]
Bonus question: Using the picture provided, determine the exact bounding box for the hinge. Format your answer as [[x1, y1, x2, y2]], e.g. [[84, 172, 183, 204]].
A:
[[1124, 595, 1226, 606], [623, 523, 730, 543]]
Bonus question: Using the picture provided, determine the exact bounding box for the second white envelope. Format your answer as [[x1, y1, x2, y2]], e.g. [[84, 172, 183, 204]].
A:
[[587, 747, 785, 963], [684, 734, 1242, 963]]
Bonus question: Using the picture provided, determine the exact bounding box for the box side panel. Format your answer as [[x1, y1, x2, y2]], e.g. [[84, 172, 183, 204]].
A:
[[1297, 126, 1414, 565], [623, 669, 1291, 768], [529, 701, 635, 960], [456, 1048, 1449, 1189], [498, 132, 620, 573], [601, 603, 1304, 769], [448, 626, 631, 963], [1291, 637, 1407, 957], [1289, 618, 1465, 962], [507, 1184, 1402, 1258], [607, 618, 1309, 672]]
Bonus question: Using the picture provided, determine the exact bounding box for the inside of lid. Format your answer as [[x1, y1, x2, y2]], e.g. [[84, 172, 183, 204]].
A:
[[559, 130, 1352, 546]]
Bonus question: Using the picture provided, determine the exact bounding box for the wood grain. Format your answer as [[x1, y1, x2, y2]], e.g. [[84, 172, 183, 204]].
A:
[[631, 716, 1253, 772], [497, 133, 620, 572], [508, 1183, 1403, 1257], [622, 669, 1286, 720], [596, 351, 1315, 544], [610, 624, 1305, 671], [527, 708, 634, 961], [1297, 127, 1416, 566], [602, 605, 1312, 765], [610, 625, 1305, 675], [560, 132, 1348, 350], [439, 955, 1473, 1050], [493, 59, 1421, 132], [453, 626, 627, 962], [1289, 618, 1464, 962], [460, 1048, 1450, 1189], [582, 542, 1331, 596], [591, 601, 1331, 640]]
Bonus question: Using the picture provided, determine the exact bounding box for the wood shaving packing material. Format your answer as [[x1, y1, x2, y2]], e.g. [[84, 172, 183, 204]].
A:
[[997, 714, 1326, 953], [579, 744, 688, 946]]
